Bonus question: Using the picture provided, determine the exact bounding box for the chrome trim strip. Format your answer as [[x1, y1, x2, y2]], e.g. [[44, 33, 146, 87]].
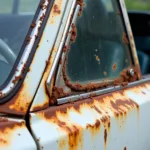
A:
[[46, 0, 77, 92], [0, 0, 49, 99], [55, 4, 80, 84], [57, 78, 150, 105]]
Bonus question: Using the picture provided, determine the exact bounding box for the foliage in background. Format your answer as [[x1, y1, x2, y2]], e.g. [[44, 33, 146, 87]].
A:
[[0, 0, 150, 13], [125, 0, 150, 11]]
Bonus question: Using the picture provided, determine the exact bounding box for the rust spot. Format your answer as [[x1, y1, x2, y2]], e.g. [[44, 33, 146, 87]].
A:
[[70, 23, 77, 43], [12, 75, 23, 85], [77, 0, 86, 16], [113, 67, 139, 87], [0, 91, 4, 99], [104, 128, 107, 144], [40, 0, 49, 10], [30, 22, 36, 28], [40, 0, 46, 9], [68, 125, 83, 150], [21, 63, 27, 74], [45, 60, 50, 71], [101, 116, 110, 124], [59, 138, 66, 150], [0, 119, 24, 146], [0, 83, 31, 116], [32, 102, 49, 112], [86, 119, 101, 137], [104, 71, 107, 76], [39, 13, 45, 21], [63, 45, 68, 53], [52, 86, 70, 99], [112, 63, 117, 71], [26, 36, 31, 45], [95, 55, 100, 64], [53, 4, 61, 14], [86, 119, 101, 130], [110, 98, 139, 117], [122, 33, 129, 44], [49, 0, 62, 24]]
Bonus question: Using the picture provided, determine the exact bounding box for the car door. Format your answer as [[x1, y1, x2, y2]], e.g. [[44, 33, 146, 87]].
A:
[[28, 0, 150, 150], [0, 0, 58, 149]]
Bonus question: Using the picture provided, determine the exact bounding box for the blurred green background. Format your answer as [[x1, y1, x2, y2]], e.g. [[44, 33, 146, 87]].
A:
[[126, 0, 150, 11], [0, 0, 150, 13]]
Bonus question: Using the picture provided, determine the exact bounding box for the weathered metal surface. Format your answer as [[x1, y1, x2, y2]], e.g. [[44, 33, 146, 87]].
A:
[[0, 117, 36, 150], [0, 0, 65, 115], [30, 82, 150, 150], [0, 0, 50, 100], [46, 0, 141, 102], [30, 0, 74, 112], [120, 0, 141, 79]]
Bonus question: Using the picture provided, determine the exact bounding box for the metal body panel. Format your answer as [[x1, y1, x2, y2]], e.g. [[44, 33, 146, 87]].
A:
[[30, 82, 150, 150], [30, 0, 75, 112], [0, 0, 51, 100], [0, 117, 36, 150], [29, 0, 69, 112], [0, 0, 62, 115]]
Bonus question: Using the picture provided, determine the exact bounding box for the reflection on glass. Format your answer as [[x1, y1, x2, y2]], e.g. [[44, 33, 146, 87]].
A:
[[66, 0, 132, 85], [0, 0, 40, 86]]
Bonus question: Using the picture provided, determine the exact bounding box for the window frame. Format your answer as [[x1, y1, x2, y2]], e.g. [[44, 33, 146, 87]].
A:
[[0, 0, 55, 103], [46, 0, 141, 104], [63, 0, 140, 90]]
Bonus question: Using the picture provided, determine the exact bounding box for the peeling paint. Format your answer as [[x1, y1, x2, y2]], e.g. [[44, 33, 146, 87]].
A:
[[30, 82, 150, 150], [49, 0, 63, 24], [0, 83, 31, 116], [0, 118, 36, 149]]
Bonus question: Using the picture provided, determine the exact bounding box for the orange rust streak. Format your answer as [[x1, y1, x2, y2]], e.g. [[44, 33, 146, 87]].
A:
[[0, 83, 31, 116], [32, 102, 49, 112], [68, 125, 83, 150], [59, 138, 66, 150], [49, 0, 62, 24], [39, 46, 58, 106], [0, 119, 24, 146], [35, 83, 150, 149], [37, 83, 142, 120], [86, 119, 101, 137]]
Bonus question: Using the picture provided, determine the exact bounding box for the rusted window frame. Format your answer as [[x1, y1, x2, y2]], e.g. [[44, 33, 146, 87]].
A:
[[0, 0, 55, 103], [46, 0, 142, 105]]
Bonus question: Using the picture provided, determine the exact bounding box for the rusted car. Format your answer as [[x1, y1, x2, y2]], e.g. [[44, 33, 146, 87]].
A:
[[0, 0, 150, 149]]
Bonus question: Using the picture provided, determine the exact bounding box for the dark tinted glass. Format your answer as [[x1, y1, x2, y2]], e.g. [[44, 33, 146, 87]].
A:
[[65, 0, 132, 85], [0, 0, 40, 86]]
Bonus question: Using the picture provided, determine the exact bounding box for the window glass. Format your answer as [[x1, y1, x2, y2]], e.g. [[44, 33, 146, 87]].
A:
[[19, 0, 40, 14], [64, 0, 132, 87], [125, 0, 150, 11], [0, 0, 13, 13], [0, 0, 40, 86]]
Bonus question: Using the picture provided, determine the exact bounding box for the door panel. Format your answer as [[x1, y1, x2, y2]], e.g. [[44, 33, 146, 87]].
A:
[[0, 117, 37, 150], [30, 82, 150, 150]]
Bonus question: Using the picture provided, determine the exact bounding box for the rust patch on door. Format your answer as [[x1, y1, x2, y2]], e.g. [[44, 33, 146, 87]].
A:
[[32, 82, 150, 149], [0, 118, 25, 147], [0, 83, 31, 116], [49, 0, 63, 24]]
